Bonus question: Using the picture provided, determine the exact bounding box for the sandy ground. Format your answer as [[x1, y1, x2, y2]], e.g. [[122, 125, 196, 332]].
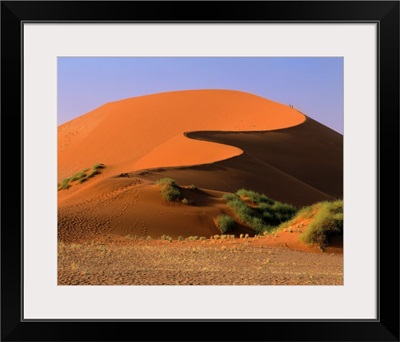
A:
[[58, 237, 343, 286]]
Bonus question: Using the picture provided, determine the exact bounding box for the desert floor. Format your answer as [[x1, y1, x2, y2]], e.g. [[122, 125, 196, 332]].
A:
[[58, 236, 343, 286]]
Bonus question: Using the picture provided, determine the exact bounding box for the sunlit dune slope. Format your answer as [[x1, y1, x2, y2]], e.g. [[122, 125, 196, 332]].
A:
[[58, 89, 305, 179], [58, 178, 254, 242]]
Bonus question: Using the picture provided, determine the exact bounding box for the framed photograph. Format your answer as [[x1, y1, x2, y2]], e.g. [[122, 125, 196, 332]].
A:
[[2, 1, 399, 341]]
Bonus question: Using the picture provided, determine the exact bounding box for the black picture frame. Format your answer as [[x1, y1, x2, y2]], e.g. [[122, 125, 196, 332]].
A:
[[1, 1, 399, 341]]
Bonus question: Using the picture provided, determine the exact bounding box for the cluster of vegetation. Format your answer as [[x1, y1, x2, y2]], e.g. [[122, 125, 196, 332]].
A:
[[58, 163, 105, 191], [159, 235, 207, 242], [216, 214, 236, 234], [186, 236, 206, 241], [160, 235, 173, 242], [300, 200, 343, 246], [211, 234, 236, 240], [276, 199, 343, 247], [223, 189, 297, 234], [156, 178, 182, 201]]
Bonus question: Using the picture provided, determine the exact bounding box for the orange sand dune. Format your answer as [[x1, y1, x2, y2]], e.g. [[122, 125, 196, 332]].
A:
[[58, 178, 254, 242], [58, 176, 342, 254], [58, 89, 342, 243], [58, 90, 304, 179], [121, 118, 343, 207]]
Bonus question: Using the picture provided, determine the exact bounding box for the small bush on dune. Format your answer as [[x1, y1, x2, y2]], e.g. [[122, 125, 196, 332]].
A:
[[236, 189, 274, 205], [69, 171, 86, 182], [156, 178, 176, 186], [223, 193, 238, 202], [157, 178, 182, 201], [87, 170, 99, 179], [216, 215, 236, 234], [276, 205, 315, 232], [300, 200, 343, 247], [93, 163, 105, 170], [223, 188, 298, 234], [251, 217, 266, 234], [58, 163, 105, 190], [274, 199, 343, 247], [257, 201, 297, 226], [224, 195, 268, 233], [160, 184, 181, 201], [58, 178, 71, 190]]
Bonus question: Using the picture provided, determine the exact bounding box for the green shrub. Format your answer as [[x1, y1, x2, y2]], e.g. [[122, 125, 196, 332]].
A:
[[87, 170, 99, 179], [256, 201, 296, 226], [160, 184, 181, 201], [93, 163, 105, 170], [58, 178, 70, 190], [156, 178, 176, 186], [224, 195, 266, 233], [216, 215, 235, 234], [300, 200, 343, 246], [59, 164, 105, 190], [157, 178, 181, 201], [223, 193, 238, 202], [69, 171, 86, 182], [236, 189, 274, 205], [223, 189, 297, 233], [186, 236, 199, 241], [160, 235, 172, 242]]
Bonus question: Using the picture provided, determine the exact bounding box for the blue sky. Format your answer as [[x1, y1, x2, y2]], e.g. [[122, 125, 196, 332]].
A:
[[58, 57, 343, 133]]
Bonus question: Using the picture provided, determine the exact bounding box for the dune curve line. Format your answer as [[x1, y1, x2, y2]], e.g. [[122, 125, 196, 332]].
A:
[[58, 89, 305, 179]]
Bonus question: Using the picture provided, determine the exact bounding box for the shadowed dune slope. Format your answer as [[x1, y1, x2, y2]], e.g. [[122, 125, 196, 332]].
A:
[[129, 118, 343, 207], [58, 89, 304, 179]]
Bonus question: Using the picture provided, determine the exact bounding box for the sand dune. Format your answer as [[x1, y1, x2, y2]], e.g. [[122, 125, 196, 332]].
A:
[[58, 89, 304, 180], [140, 117, 342, 206], [58, 90, 343, 287], [58, 178, 254, 242], [58, 89, 342, 243]]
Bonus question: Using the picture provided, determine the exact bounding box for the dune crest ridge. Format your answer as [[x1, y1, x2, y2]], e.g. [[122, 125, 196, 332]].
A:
[[58, 89, 305, 179]]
